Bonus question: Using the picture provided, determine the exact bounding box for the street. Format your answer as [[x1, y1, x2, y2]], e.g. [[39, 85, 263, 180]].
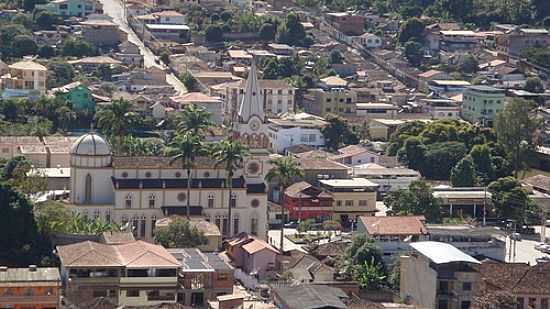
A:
[[98, 0, 187, 94]]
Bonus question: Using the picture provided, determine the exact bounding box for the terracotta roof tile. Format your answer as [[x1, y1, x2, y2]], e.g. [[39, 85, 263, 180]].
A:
[[360, 216, 427, 236]]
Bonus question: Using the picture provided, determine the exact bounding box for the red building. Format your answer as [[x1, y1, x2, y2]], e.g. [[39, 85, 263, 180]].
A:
[[284, 181, 333, 221]]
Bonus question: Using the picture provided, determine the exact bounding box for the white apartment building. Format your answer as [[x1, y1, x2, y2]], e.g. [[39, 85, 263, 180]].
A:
[[267, 113, 327, 154]]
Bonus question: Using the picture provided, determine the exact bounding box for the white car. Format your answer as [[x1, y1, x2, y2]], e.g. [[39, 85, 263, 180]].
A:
[[535, 243, 550, 252]]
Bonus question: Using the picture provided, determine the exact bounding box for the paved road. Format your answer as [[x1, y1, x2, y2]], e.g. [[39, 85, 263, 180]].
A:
[[98, 0, 187, 94]]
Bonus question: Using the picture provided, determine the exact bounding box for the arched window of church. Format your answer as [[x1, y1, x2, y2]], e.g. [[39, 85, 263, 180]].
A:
[[208, 193, 214, 208], [230, 192, 237, 208], [125, 194, 133, 209], [250, 217, 258, 236], [148, 193, 156, 209], [84, 174, 92, 203]]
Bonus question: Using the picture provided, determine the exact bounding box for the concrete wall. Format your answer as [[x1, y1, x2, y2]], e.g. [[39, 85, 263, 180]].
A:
[[400, 255, 437, 308]]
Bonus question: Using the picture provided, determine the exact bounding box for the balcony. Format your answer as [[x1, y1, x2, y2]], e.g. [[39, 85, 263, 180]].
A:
[[119, 276, 178, 286], [0, 295, 58, 305], [147, 293, 175, 301]]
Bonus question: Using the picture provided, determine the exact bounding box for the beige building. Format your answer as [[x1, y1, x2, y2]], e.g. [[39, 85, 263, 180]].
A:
[[0, 136, 77, 168], [319, 178, 378, 227], [304, 87, 357, 117], [368, 119, 407, 141], [400, 241, 480, 309], [155, 216, 222, 252], [0, 60, 47, 97]]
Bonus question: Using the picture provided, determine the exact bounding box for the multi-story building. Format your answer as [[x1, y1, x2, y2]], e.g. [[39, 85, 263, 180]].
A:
[[0, 60, 47, 98], [266, 113, 327, 154], [432, 187, 493, 219], [325, 12, 365, 36], [461, 85, 506, 127], [66, 131, 269, 242], [80, 19, 125, 47], [145, 24, 190, 43], [168, 248, 233, 307], [304, 88, 357, 117], [0, 266, 61, 309], [400, 241, 480, 309], [420, 99, 461, 120], [496, 26, 550, 57], [319, 178, 379, 227], [352, 164, 420, 195], [36, 0, 102, 17], [51, 81, 95, 113], [222, 79, 295, 123], [57, 240, 181, 307], [283, 181, 333, 221], [170, 92, 224, 125], [355, 103, 398, 119]]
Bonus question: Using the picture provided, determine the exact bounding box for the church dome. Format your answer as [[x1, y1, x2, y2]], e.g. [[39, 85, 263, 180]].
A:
[[71, 132, 111, 156]]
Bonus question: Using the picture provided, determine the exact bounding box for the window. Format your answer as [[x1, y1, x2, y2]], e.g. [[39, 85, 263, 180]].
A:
[[85, 173, 92, 203], [127, 289, 140, 297], [24, 288, 32, 296], [277, 89, 283, 95], [462, 282, 472, 291], [541, 298, 548, 309], [175, 172, 182, 178], [222, 217, 228, 235], [208, 194, 214, 208], [218, 273, 228, 280], [122, 172, 128, 178], [145, 172, 152, 178], [215, 216, 221, 231], [529, 298, 537, 309], [358, 200, 367, 206], [177, 192, 187, 202], [251, 199, 260, 208], [230, 193, 236, 208], [233, 216, 239, 234], [345, 200, 354, 206], [461, 301, 471, 309], [125, 194, 133, 209], [251, 217, 258, 235], [517, 298, 524, 309], [336, 200, 342, 207], [140, 217, 146, 238], [151, 216, 156, 238], [148, 193, 156, 208]]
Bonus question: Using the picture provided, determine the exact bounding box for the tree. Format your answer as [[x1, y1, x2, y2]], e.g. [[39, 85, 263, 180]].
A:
[[329, 50, 344, 64], [155, 217, 207, 248], [276, 12, 306, 46], [22, 0, 46, 11], [354, 258, 387, 289], [397, 136, 426, 171], [205, 25, 224, 43], [94, 64, 113, 81], [60, 37, 96, 57], [38, 45, 55, 58], [211, 139, 248, 237], [488, 177, 536, 223], [532, 0, 550, 21], [321, 115, 359, 151], [176, 104, 211, 136], [96, 99, 140, 138], [47, 61, 75, 88], [34, 10, 59, 29], [0, 24, 29, 56], [259, 23, 276, 41], [179, 72, 196, 90], [469, 144, 495, 184], [266, 156, 304, 252], [384, 180, 441, 222], [459, 54, 479, 74], [398, 18, 425, 43], [322, 220, 342, 231], [34, 201, 73, 234], [451, 157, 476, 187], [422, 141, 468, 180], [403, 40, 424, 66], [12, 34, 37, 57], [524, 77, 545, 93], [56, 105, 77, 132], [220, 10, 232, 22], [495, 98, 540, 177], [168, 132, 206, 219], [338, 235, 385, 278], [297, 219, 313, 234]]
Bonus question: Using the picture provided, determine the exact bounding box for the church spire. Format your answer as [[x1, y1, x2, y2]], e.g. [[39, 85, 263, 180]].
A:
[[238, 58, 264, 123]]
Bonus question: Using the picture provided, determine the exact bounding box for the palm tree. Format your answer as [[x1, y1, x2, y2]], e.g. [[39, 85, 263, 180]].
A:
[[210, 138, 249, 237], [169, 132, 206, 219], [176, 104, 211, 136], [56, 105, 77, 132], [266, 156, 304, 252], [96, 99, 139, 138]]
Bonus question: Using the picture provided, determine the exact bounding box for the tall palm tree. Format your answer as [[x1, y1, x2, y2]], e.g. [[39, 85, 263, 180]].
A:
[[96, 99, 139, 138], [210, 139, 248, 237], [266, 156, 304, 253], [169, 132, 206, 219], [176, 104, 212, 136]]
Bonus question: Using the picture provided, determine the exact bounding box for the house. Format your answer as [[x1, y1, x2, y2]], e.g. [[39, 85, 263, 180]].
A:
[[303, 87, 357, 117], [326, 12, 365, 36], [439, 30, 482, 51], [319, 178, 379, 227], [400, 242, 480, 309], [356, 33, 383, 48], [80, 18, 124, 47], [56, 240, 181, 306], [352, 164, 420, 195], [461, 85, 506, 127], [496, 26, 550, 57], [51, 81, 95, 113], [427, 224, 506, 261], [283, 181, 333, 221], [226, 234, 279, 279], [368, 119, 407, 141], [418, 69, 450, 82], [0, 60, 47, 98], [432, 186, 492, 219], [267, 43, 295, 56], [420, 99, 461, 120], [68, 56, 122, 72], [0, 266, 61, 309], [113, 41, 144, 67], [145, 24, 190, 43], [356, 216, 428, 259], [272, 285, 349, 309], [296, 157, 350, 185], [36, 0, 102, 17], [477, 261, 550, 308], [425, 22, 461, 51], [157, 216, 222, 252], [169, 92, 223, 125], [330, 144, 382, 166], [355, 103, 398, 119], [266, 113, 327, 154], [427, 80, 472, 96], [168, 248, 233, 307]]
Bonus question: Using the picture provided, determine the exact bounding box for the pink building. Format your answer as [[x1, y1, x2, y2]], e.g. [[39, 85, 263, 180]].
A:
[[227, 234, 279, 279]]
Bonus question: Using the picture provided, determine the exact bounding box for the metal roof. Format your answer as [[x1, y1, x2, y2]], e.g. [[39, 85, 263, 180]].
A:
[[410, 241, 480, 264]]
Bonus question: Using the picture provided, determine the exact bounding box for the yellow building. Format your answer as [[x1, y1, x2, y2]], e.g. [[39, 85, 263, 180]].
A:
[[0, 60, 47, 98], [368, 119, 407, 141], [319, 178, 378, 227]]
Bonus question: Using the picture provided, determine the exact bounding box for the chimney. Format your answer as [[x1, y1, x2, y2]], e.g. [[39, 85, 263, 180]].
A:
[[29, 265, 37, 272]]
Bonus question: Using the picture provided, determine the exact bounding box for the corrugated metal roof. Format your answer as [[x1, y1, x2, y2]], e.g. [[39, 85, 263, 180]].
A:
[[410, 241, 480, 264]]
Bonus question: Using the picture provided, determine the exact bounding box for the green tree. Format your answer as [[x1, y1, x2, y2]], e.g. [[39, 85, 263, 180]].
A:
[[397, 136, 426, 171], [220, 10, 232, 22], [56, 105, 77, 132], [459, 54, 479, 74], [524, 77, 545, 93], [451, 157, 476, 187], [276, 12, 306, 46], [488, 177, 536, 223], [168, 132, 207, 219], [60, 37, 96, 57], [322, 219, 342, 231], [404, 40, 424, 66], [211, 139, 248, 237], [398, 18, 425, 43], [422, 141, 468, 179], [96, 99, 140, 138], [176, 104, 211, 136], [297, 219, 314, 234], [47, 61, 75, 88], [469, 144, 495, 184], [179, 71, 196, 91], [155, 217, 208, 248], [38, 45, 55, 58], [495, 98, 540, 177], [205, 24, 224, 43], [384, 180, 441, 222], [329, 50, 344, 64], [0, 24, 29, 55], [266, 156, 304, 252], [354, 258, 387, 289], [339, 235, 385, 277], [34, 201, 73, 234], [12, 34, 37, 57], [259, 23, 276, 41], [321, 115, 359, 151], [34, 10, 59, 29]]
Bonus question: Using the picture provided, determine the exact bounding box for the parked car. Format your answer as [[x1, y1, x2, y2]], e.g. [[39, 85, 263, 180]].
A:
[[535, 243, 550, 254]]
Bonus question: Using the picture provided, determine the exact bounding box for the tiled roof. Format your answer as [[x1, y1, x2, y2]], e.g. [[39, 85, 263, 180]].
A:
[[112, 156, 217, 169], [285, 181, 313, 197], [360, 216, 427, 236], [299, 158, 350, 171], [170, 92, 221, 104], [272, 285, 348, 309], [57, 240, 181, 268], [0, 267, 60, 284], [9, 60, 47, 71], [478, 261, 550, 295], [242, 238, 279, 255]]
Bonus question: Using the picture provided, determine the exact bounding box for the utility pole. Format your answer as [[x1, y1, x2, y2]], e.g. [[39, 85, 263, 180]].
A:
[[483, 186, 487, 226]]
